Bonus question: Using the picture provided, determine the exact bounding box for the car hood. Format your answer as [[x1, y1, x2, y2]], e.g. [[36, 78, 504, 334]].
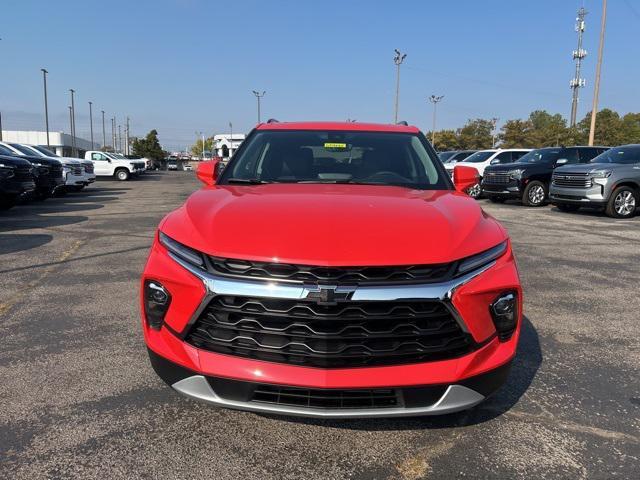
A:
[[554, 163, 616, 174], [485, 162, 546, 173], [161, 184, 507, 266]]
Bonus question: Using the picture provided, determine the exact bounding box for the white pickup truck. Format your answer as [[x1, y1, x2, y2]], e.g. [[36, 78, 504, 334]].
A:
[[85, 151, 145, 181]]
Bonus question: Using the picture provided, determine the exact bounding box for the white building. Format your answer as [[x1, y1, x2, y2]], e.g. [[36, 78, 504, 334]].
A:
[[0, 130, 97, 158], [213, 134, 245, 159]]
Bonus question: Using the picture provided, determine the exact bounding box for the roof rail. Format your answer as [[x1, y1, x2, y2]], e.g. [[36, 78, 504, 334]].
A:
[[266, 118, 279, 123], [396, 120, 408, 126]]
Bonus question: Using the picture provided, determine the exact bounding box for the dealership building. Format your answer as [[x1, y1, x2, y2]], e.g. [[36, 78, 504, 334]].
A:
[[0, 130, 97, 158]]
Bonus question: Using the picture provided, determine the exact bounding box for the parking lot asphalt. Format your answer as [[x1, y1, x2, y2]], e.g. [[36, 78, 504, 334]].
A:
[[1, 172, 638, 479]]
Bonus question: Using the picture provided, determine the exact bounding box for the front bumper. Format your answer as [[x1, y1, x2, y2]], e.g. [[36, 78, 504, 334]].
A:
[[65, 173, 85, 187], [481, 180, 522, 198], [2, 179, 36, 195], [549, 183, 607, 205], [142, 239, 522, 417]]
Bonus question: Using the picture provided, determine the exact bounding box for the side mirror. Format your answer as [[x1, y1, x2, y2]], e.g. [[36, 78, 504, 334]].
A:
[[490, 159, 500, 165], [555, 158, 568, 166], [453, 165, 479, 193], [196, 159, 219, 186]]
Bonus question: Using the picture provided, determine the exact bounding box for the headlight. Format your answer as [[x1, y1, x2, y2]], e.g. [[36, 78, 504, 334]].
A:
[[62, 166, 71, 173], [456, 241, 508, 276], [158, 232, 205, 268], [590, 169, 612, 179], [508, 169, 524, 180]]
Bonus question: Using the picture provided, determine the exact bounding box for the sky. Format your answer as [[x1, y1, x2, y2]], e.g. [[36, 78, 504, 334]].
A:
[[1, 0, 639, 151]]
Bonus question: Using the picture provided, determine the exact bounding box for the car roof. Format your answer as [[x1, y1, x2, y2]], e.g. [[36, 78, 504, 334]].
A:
[[256, 121, 420, 133]]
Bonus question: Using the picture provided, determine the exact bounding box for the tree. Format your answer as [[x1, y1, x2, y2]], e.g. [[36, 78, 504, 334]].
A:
[[499, 119, 532, 148], [457, 119, 494, 149], [577, 109, 623, 146], [526, 110, 570, 147], [427, 129, 459, 151], [190, 136, 215, 158], [132, 129, 165, 160], [620, 113, 640, 144]]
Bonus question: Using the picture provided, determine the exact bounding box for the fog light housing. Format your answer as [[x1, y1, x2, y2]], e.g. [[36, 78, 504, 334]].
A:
[[144, 280, 171, 330], [490, 291, 518, 341]]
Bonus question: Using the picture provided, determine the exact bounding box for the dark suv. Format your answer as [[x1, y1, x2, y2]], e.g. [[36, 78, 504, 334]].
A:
[[0, 145, 64, 200], [0, 154, 36, 209], [482, 146, 608, 206]]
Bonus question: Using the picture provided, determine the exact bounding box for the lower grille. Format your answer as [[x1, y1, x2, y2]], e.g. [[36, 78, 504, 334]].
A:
[[185, 296, 474, 368], [253, 384, 398, 409], [14, 166, 33, 181], [552, 173, 592, 188], [71, 165, 82, 175], [49, 166, 63, 179]]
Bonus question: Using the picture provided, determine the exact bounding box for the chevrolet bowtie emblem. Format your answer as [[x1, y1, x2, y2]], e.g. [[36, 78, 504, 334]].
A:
[[304, 285, 355, 305]]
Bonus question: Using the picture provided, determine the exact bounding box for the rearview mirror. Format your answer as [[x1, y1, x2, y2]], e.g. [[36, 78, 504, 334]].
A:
[[453, 165, 479, 193], [196, 159, 220, 186]]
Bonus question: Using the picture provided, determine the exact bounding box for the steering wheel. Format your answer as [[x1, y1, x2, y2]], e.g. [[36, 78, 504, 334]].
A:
[[363, 171, 412, 183]]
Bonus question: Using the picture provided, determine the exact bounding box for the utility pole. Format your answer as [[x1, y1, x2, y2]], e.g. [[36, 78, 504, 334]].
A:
[[252, 90, 266, 123], [88, 101, 94, 150], [589, 0, 607, 146], [41, 69, 50, 147], [428, 95, 444, 149], [570, 7, 588, 127], [69, 89, 77, 157], [393, 49, 407, 123], [101, 110, 106, 150]]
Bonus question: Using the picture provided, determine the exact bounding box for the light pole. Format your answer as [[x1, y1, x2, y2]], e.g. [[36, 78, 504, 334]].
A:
[[41, 69, 50, 148], [589, 0, 607, 146], [68, 106, 73, 155], [393, 49, 407, 123], [88, 101, 94, 150], [229, 122, 233, 158], [428, 95, 444, 149], [491, 117, 499, 148], [196, 131, 205, 159], [69, 89, 77, 156], [111, 117, 116, 150], [252, 90, 266, 123], [101, 110, 106, 150]]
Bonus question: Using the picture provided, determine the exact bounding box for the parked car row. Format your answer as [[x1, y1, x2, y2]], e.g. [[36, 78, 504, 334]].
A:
[[440, 145, 640, 218]]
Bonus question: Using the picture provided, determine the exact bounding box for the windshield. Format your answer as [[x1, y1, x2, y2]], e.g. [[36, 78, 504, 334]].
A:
[[516, 148, 561, 164], [32, 145, 59, 157], [590, 145, 640, 164], [438, 151, 456, 162], [9, 143, 37, 156], [220, 130, 449, 190], [0, 144, 16, 156], [462, 151, 494, 163]]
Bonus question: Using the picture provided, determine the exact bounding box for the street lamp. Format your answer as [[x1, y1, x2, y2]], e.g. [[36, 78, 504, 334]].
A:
[[41, 69, 50, 148], [229, 122, 233, 158], [428, 95, 444, 149], [393, 49, 407, 123], [196, 131, 205, 159], [252, 90, 266, 123], [69, 89, 77, 157], [101, 110, 106, 150], [88, 101, 94, 150]]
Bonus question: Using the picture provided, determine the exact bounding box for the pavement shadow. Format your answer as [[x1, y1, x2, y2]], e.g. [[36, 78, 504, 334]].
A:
[[266, 316, 541, 431], [0, 233, 53, 254]]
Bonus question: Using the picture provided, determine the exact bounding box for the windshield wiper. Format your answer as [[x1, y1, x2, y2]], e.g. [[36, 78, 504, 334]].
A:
[[226, 178, 272, 184]]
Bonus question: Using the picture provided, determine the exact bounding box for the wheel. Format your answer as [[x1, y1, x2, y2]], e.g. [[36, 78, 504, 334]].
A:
[[605, 186, 638, 218], [115, 169, 130, 181], [466, 183, 482, 199], [522, 181, 547, 207], [488, 196, 506, 203], [556, 203, 580, 213]]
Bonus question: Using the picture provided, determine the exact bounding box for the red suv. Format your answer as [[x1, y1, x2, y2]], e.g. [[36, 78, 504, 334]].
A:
[[141, 121, 522, 418]]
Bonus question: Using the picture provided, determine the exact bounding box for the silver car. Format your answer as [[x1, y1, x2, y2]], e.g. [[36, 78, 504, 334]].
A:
[[549, 144, 640, 218]]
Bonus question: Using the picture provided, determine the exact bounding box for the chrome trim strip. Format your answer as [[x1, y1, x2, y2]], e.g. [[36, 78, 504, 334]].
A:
[[171, 375, 485, 418], [167, 251, 495, 336]]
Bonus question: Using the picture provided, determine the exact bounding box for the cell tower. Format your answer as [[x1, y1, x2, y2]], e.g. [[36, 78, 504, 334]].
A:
[[570, 7, 588, 127]]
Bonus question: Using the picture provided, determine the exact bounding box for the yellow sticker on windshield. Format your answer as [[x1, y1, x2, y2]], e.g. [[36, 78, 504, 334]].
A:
[[324, 142, 347, 149]]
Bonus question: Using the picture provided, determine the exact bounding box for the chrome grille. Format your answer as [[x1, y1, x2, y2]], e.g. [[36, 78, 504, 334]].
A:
[[82, 162, 94, 174], [552, 173, 592, 188], [70, 165, 82, 175]]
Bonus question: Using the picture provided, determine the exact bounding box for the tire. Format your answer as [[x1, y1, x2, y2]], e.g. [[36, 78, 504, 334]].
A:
[[115, 169, 130, 181], [522, 181, 547, 207], [488, 196, 506, 203], [556, 203, 580, 213], [467, 183, 482, 199], [605, 186, 638, 219], [33, 189, 50, 201]]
